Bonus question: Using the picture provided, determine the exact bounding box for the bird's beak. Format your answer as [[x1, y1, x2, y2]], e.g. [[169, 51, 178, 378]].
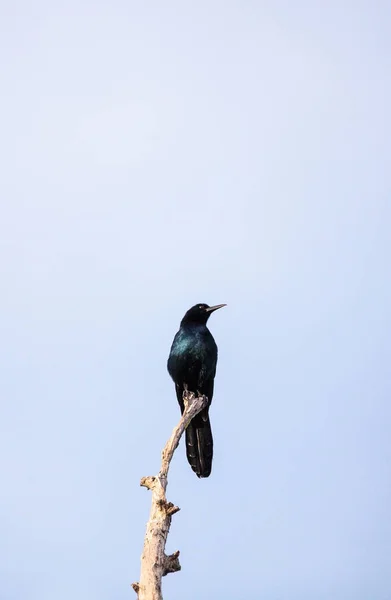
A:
[[205, 303, 227, 313]]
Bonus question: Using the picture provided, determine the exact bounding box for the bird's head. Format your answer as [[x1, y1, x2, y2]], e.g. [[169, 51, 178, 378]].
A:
[[181, 303, 226, 326]]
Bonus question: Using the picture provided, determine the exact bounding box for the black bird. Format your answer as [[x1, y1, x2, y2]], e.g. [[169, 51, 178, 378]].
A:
[[167, 303, 226, 478]]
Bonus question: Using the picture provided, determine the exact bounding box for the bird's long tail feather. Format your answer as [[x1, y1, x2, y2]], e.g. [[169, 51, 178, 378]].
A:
[[185, 409, 213, 478]]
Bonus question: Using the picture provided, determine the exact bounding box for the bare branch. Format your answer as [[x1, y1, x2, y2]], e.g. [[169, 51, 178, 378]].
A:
[[132, 391, 208, 600]]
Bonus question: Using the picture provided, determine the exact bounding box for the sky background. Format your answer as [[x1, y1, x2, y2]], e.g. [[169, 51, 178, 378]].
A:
[[1, 1, 390, 599]]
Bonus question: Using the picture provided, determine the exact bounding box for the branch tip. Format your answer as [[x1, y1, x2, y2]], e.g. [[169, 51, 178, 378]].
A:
[[163, 550, 181, 576], [156, 499, 181, 516], [166, 503, 180, 516], [131, 582, 140, 594], [140, 476, 156, 490]]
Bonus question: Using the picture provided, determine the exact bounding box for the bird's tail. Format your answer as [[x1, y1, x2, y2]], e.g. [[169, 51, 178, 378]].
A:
[[185, 409, 213, 478]]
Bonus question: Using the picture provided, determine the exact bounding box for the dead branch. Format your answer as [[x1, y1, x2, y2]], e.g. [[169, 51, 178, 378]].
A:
[[132, 391, 208, 600]]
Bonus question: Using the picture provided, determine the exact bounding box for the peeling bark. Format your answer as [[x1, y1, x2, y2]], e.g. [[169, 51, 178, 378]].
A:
[[132, 392, 208, 600]]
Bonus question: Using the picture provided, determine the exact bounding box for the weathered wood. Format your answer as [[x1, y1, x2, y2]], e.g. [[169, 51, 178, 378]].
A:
[[132, 391, 208, 600]]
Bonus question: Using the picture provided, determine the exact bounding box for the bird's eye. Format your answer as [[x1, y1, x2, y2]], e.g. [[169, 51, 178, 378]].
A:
[[199, 305, 203, 309]]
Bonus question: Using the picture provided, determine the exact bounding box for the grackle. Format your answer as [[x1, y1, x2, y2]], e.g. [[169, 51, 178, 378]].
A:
[[167, 303, 226, 478]]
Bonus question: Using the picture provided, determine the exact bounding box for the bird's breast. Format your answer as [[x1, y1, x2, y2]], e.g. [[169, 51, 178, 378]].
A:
[[168, 326, 217, 382], [172, 328, 215, 357]]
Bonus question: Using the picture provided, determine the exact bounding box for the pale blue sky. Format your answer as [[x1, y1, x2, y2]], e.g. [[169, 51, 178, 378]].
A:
[[1, 2, 390, 599]]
